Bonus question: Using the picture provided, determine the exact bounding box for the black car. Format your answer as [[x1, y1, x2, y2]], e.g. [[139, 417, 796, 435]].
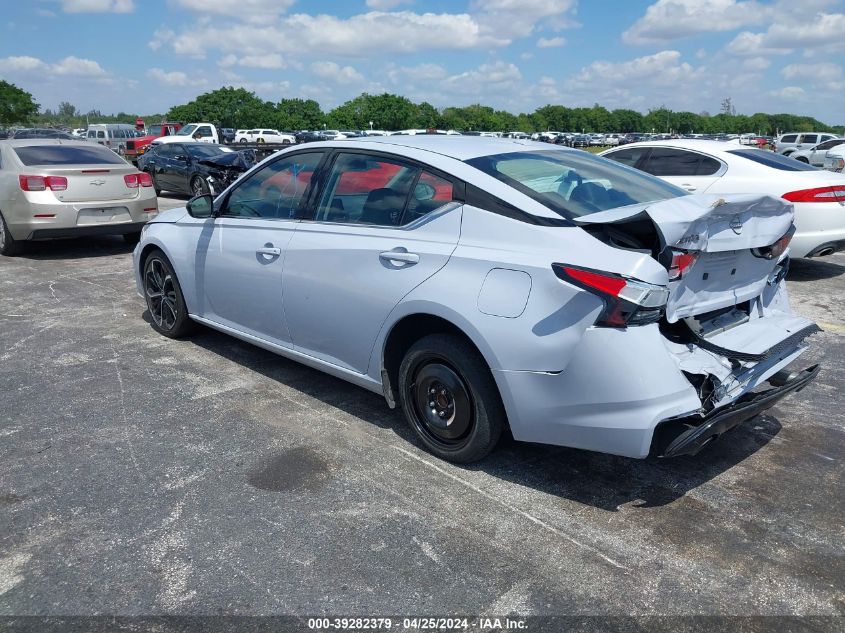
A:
[[138, 143, 247, 196]]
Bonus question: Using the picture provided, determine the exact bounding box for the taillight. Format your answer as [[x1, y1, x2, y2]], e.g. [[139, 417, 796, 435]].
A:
[[124, 174, 140, 188], [668, 249, 698, 281], [753, 226, 795, 260], [19, 175, 67, 192], [553, 264, 669, 327], [138, 172, 153, 187], [782, 186, 845, 203]]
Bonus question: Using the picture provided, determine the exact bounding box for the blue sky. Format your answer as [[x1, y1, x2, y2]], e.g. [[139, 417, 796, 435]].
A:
[[1, 0, 843, 123]]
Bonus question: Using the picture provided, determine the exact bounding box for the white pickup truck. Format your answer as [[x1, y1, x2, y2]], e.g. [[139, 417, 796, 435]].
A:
[[234, 129, 296, 145], [153, 123, 221, 145]]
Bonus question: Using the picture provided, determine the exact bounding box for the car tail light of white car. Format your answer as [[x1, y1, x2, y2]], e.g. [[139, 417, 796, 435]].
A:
[[782, 186, 845, 203], [552, 264, 670, 327], [19, 175, 68, 192], [124, 172, 154, 188]]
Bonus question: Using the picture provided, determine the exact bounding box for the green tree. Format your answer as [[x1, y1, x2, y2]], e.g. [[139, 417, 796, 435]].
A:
[[167, 87, 273, 127], [57, 101, 77, 119], [612, 109, 644, 132], [275, 98, 324, 130], [0, 81, 40, 125], [327, 93, 419, 130]]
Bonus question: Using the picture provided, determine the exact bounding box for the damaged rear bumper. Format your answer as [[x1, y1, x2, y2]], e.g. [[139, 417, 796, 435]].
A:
[[652, 363, 820, 458]]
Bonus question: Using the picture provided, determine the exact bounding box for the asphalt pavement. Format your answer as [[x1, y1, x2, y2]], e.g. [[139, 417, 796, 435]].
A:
[[0, 203, 843, 624]]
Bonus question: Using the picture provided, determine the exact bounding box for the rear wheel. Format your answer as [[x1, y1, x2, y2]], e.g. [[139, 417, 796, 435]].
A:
[[257, 137, 265, 144], [142, 251, 194, 338], [795, 156, 809, 163], [0, 211, 24, 256], [239, 138, 248, 144], [398, 334, 505, 463], [148, 171, 162, 196]]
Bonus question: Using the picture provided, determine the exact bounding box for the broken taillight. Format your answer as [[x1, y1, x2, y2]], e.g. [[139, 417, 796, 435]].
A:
[[752, 226, 795, 260], [553, 264, 669, 327], [668, 250, 699, 280]]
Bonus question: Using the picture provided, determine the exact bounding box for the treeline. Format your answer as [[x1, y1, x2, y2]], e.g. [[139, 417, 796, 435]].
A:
[[22, 85, 845, 135]]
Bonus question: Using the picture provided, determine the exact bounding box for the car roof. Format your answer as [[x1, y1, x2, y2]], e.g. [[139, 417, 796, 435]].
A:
[[324, 135, 560, 160], [608, 139, 751, 156], [0, 139, 96, 147]]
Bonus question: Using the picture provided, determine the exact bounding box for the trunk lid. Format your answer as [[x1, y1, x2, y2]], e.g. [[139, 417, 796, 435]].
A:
[[37, 164, 139, 203], [576, 193, 794, 322]]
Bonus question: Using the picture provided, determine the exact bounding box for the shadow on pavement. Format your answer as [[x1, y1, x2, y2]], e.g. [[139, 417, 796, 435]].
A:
[[180, 324, 779, 513], [788, 256, 844, 281], [13, 235, 136, 260]]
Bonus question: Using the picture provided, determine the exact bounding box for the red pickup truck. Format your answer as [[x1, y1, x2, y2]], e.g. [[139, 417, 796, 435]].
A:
[[124, 123, 182, 163]]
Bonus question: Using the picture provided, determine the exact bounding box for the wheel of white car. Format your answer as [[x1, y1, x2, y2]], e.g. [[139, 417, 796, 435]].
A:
[[795, 156, 809, 163], [0, 210, 24, 257], [398, 333, 505, 463], [239, 138, 247, 144], [257, 137, 265, 144], [142, 250, 194, 339]]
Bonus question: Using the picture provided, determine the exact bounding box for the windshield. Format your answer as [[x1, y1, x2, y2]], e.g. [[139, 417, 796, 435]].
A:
[[727, 149, 820, 172], [176, 124, 198, 137], [466, 150, 685, 219], [147, 125, 163, 136], [14, 144, 127, 166]]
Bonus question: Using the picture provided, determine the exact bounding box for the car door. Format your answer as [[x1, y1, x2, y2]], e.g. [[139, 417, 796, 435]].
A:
[[152, 144, 180, 191], [197, 151, 325, 347], [810, 139, 845, 166], [283, 151, 462, 373], [167, 144, 193, 193], [638, 147, 724, 193]]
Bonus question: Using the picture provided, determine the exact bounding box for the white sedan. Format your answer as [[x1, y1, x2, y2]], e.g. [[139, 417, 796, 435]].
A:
[[789, 138, 845, 166], [601, 139, 845, 258]]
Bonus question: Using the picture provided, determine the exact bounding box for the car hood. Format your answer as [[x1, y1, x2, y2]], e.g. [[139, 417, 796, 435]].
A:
[[151, 207, 188, 223]]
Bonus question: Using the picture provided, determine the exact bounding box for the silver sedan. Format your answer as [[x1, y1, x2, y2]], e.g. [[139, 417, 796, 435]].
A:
[[0, 139, 159, 256]]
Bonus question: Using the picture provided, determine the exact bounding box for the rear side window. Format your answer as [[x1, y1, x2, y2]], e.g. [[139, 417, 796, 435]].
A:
[[404, 171, 455, 223], [640, 148, 722, 177], [603, 146, 649, 168], [800, 134, 818, 144], [727, 149, 819, 171], [14, 145, 127, 166], [315, 153, 419, 225], [817, 139, 845, 151]]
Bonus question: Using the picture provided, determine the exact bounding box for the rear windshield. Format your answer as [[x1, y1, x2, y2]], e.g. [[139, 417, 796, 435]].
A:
[[14, 145, 127, 166], [466, 150, 685, 219], [727, 149, 819, 171]]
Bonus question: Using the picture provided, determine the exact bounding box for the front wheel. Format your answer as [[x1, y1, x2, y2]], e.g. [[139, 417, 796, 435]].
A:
[[142, 251, 194, 338], [190, 175, 209, 197], [795, 156, 809, 163], [398, 334, 505, 463]]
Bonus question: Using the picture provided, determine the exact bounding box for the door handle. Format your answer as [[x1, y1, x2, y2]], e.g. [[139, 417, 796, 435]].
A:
[[680, 184, 697, 191], [379, 250, 419, 265], [256, 246, 281, 256]]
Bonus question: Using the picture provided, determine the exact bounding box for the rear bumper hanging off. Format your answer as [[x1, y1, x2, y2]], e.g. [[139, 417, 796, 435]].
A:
[[652, 363, 820, 458]]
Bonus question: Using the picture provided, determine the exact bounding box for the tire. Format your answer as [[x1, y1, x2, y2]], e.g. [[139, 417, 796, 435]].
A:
[[123, 231, 142, 244], [239, 138, 247, 144], [0, 211, 24, 257], [148, 171, 162, 196], [398, 333, 505, 463], [257, 138, 265, 144], [795, 156, 809, 163], [190, 175, 209, 197], [142, 250, 194, 339]]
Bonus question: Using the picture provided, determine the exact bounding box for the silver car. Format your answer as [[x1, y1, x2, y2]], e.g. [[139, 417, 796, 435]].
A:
[[0, 140, 159, 256], [133, 137, 819, 463]]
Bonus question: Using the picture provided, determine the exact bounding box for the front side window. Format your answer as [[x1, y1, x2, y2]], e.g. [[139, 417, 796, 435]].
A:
[[223, 152, 323, 219], [780, 134, 797, 143], [817, 139, 845, 151], [800, 134, 818, 144], [466, 150, 684, 219], [314, 153, 420, 226]]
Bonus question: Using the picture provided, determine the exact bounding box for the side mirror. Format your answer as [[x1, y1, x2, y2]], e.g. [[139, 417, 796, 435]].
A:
[[187, 193, 214, 219]]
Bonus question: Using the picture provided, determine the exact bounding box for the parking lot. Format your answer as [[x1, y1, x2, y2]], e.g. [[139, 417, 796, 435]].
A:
[[1, 194, 843, 621]]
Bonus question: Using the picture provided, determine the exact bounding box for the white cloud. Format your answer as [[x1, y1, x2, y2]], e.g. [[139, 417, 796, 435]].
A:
[[623, 0, 765, 45], [570, 50, 696, 87], [0, 55, 107, 77], [171, 0, 295, 22], [386, 63, 447, 84], [442, 61, 522, 94], [58, 0, 134, 13], [768, 86, 806, 99], [310, 61, 365, 85], [52, 56, 108, 76], [537, 36, 565, 48], [782, 62, 844, 91], [234, 54, 288, 69], [366, 0, 413, 8], [146, 68, 206, 87], [474, 0, 579, 39]]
